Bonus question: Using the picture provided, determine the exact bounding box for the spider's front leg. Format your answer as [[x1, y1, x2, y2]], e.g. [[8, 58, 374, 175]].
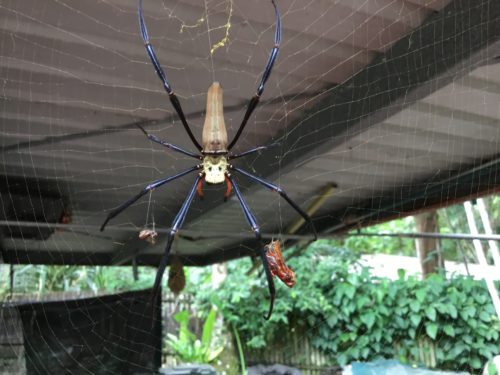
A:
[[136, 124, 201, 160], [227, 173, 276, 320], [138, 0, 202, 151], [227, 0, 281, 151], [100, 165, 200, 231]]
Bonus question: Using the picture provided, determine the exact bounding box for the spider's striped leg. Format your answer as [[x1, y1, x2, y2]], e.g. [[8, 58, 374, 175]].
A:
[[150, 174, 203, 303], [228, 142, 280, 160], [100, 165, 200, 231], [231, 166, 318, 240], [227, 0, 281, 151], [138, 0, 202, 151], [136, 124, 200, 159], [228, 174, 275, 320]]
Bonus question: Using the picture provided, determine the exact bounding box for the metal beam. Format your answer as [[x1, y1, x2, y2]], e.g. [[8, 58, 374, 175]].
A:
[[4, 220, 500, 242], [4, 219, 500, 267], [316, 154, 500, 234]]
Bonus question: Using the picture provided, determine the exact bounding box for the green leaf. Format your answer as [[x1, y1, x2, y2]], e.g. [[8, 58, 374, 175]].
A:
[[327, 315, 338, 327], [479, 310, 491, 322], [337, 282, 356, 300], [474, 294, 487, 304], [491, 329, 499, 342], [340, 332, 352, 343], [173, 310, 195, 344], [461, 305, 477, 320], [408, 328, 416, 339], [373, 329, 382, 342], [361, 347, 370, 359], [409, 300, 421, 313], [337, 353, 348, 366], [356, 295, 370, 310], [463, 334, 473, 344], [360, 312, 376, 329], [425, 306, 436, 321], [378, 305, 390, 316], [470, 356, 482, 369], [415, 289, 426, 303], [425, 323, 438, 340], [201, 307, 217, 348], [443, 324, 455, 337], [345, 284, 356, 299], [448, 304, 458, 319], [451, 343, 467, 357], [247, 335, 266, 349], [397, 269, 406, 280], [395, 316, 409, 329], [410, 314, 421, 327]]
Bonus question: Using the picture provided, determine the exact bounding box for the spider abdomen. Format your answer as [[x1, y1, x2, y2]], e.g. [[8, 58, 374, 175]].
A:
[[202, 82, 228, 154]]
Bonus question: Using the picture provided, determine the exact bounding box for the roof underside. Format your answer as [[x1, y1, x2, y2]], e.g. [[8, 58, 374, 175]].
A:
[[1, 0, 500, 267]]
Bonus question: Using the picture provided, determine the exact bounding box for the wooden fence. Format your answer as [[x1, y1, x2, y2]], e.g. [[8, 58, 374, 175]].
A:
[[245, 334, 334, 375], [160, 292, 335, 374], [0, 307, 25, 375]]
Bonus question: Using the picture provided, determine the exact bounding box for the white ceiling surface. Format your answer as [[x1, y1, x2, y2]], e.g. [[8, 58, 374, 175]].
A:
[[5, 0, 498, 264]]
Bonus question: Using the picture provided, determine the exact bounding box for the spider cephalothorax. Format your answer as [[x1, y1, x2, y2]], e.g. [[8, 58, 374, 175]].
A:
[[202, 155, 228, 184], [101, 0, 316, 320]]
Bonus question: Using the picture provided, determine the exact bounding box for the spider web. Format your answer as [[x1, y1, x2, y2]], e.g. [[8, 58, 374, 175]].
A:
[[1, 0, 500, 373]]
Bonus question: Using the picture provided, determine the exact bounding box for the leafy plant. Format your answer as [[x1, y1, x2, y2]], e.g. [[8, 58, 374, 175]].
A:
[[232, 325, 247, 375], [0, 264, 155, 298], [191, 242, 500, 373], [166, 306, 224, 363]]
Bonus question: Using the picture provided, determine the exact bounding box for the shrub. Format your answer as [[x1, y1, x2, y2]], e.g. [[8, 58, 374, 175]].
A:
[[192, 242, 500, 372]]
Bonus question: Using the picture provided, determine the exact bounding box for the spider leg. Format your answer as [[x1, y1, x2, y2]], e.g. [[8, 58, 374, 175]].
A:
[[100, 165, 200, 231], [227, 174, 275, 320], [227, 0, 281, 151], [196, 175, 205, 200], [231, 166, 317, 240], [136, 124, 200, 159], [138, 0, 202, 151], [150, 174, 202, 303], [224, 176, 233, 201], [228, 142, 280, 160]]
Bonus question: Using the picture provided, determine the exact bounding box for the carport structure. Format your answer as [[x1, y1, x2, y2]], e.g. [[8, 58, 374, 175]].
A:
[[1, 0, 500, 269]]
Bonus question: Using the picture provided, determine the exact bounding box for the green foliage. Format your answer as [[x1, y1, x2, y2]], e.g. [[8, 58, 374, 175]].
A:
[[193, 242, 500, 373], [485, 358, 499, 375], [232, 326, 247, 375], [0, 264, 156, 299], [333, 217, 416, 256], [166, 307, 224, 364]]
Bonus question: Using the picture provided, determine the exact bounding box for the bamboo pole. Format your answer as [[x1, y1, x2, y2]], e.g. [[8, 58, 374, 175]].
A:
[[476, 198, 500, 268], [464, 202, 500, 319]]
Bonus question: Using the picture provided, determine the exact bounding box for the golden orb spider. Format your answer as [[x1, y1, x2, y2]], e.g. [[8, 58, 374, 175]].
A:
[[101, 0, 317, 319]]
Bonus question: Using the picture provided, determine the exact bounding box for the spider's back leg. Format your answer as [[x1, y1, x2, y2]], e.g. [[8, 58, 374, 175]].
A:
[[227, 174, 275, 320]]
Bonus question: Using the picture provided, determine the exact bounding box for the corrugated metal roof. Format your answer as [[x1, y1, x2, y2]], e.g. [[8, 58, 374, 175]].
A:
[[2, 0, 499, 267]]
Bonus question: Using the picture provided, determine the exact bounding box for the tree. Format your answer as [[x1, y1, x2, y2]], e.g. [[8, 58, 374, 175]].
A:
[[415, 211, 444, 277]]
